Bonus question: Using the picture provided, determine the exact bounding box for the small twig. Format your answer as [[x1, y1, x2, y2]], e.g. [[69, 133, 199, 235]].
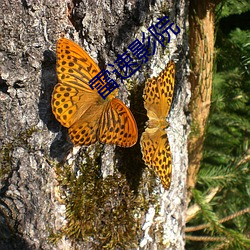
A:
[[185, 235, 227, 242]]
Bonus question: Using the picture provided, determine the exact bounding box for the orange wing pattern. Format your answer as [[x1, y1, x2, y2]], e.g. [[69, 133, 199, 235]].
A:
[[52, 38, 138, 147], [140, 61, 175, 189], [99, 98, 138, 147]]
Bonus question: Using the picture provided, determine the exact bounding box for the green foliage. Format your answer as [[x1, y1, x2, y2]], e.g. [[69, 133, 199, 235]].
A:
[[218, 0, 250, 17], [187, 2, 250, 249], [192, 189, 224, 233]]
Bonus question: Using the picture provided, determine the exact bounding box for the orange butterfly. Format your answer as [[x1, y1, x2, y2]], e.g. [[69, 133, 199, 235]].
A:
[[51, 38, 138, 147], [140, 61, 175, 189]]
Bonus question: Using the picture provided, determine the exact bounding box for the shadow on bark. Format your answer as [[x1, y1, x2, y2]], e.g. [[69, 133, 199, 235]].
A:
[[0, 210, 33, 250], [39, 50, 73, 161], [116, 82, 147, 191]]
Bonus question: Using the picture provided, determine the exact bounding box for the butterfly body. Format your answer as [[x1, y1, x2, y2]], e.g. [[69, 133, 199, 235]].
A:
[[140, 61, 175, 190], [52, 38, 138, 147]]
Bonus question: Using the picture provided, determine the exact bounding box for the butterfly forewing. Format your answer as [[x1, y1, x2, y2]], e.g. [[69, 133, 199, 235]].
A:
[[56, 38, 100, 92], [143, 60, 175, 119]]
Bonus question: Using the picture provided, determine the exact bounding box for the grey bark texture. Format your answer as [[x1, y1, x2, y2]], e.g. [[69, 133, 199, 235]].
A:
[[0, 0, 189, 249]]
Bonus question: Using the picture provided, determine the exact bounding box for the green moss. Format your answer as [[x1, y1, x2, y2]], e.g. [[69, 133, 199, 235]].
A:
[[25, 126, 38, 138], [0, 126, 38, 178], [125, 79, 139, 91], [0, 144, 13, 178], [51, 151, 156, 248]]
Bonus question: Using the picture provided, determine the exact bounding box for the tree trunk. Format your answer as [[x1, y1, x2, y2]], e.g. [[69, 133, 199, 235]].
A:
[[0, 0, 189, 249], [187, 0, 221, 204]]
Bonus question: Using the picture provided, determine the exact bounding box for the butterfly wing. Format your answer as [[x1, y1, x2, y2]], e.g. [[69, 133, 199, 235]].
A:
[[52, 38, 138, 147], [143, 60, 175, 120], [52, 38, 102, 128], [67, 101, 105, 145], [56, 38, 100, 92], [140, 60, 175, 189], [98, 98, 138, 147], [141, 128, 172, 189]]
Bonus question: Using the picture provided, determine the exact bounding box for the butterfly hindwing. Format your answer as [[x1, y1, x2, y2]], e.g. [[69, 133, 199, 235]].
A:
[[141, 128, 172, 190], [98, 98, 138, 147]]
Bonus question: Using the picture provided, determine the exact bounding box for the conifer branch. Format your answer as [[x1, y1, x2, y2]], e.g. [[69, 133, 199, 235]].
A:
[[186, 187, 219, 222], [185, 206, 250, 232]]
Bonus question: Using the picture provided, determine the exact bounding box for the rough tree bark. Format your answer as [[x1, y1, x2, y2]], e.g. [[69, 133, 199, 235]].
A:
[[0, 0, 189, 249]]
